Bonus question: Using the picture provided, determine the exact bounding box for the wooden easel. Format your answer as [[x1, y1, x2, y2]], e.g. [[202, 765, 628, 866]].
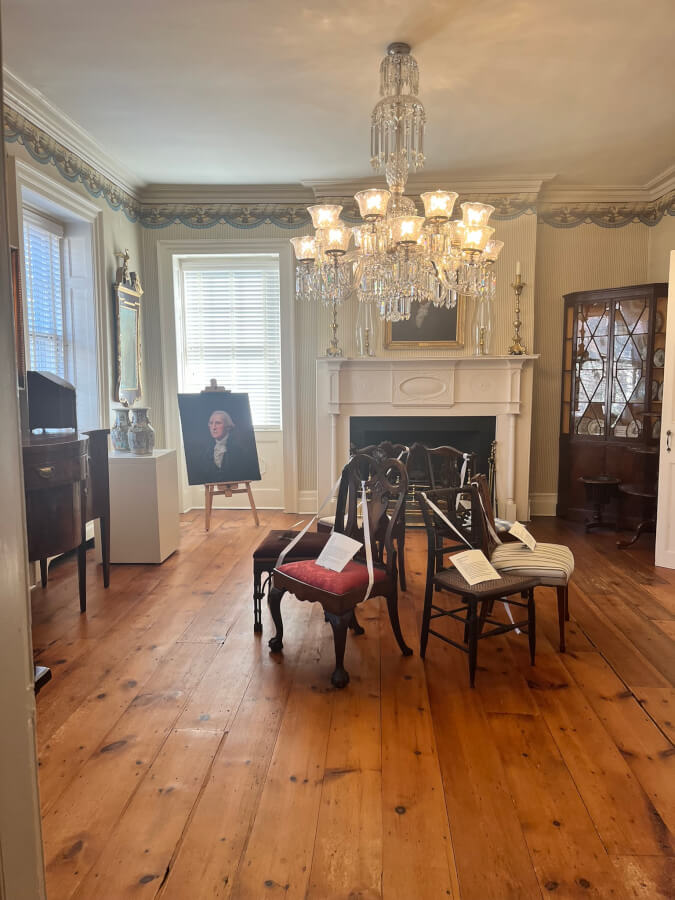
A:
[[204, 481, 259, 531], [201, 379, 259, 530]]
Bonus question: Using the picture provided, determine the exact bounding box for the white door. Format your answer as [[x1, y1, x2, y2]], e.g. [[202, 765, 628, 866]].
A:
[[655, 251, 675, 568]]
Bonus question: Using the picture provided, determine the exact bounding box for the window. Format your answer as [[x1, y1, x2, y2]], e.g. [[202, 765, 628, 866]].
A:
[[22, 211, 67, 377], [177, 254, 282, 429]]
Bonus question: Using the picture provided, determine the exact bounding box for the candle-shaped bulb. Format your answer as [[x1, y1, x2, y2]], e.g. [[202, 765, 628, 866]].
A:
[[516, 260, 521, 277]]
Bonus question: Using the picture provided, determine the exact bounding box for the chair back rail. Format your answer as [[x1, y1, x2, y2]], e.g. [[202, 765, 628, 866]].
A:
[[334, 453, 408, 579], [423, 443, 479, 490], [417, 484, 484, 580], [470, 473, 501, 556]]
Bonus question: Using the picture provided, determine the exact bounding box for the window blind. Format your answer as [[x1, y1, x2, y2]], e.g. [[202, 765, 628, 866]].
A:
[[179, 255, 281, 429], [23, 212, 66, 377]]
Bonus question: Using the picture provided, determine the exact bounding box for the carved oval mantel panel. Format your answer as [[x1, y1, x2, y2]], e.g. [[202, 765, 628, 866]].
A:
[[398, 376, 448, 400], [392, 369, 454, 406]]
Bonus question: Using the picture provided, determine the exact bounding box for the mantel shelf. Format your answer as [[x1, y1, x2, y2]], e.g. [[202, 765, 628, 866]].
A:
[[317, 355, 540, 364]]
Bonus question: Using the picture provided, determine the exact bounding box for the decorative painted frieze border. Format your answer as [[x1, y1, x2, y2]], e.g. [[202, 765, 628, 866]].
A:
[[4, 106, 141, 221], [138, 203, 311, 230], [538, 192, 675, 228], [4, 103, 674, 230]]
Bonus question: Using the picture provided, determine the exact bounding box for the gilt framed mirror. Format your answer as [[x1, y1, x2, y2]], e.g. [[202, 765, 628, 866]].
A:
[[113, 260, 143, 406]]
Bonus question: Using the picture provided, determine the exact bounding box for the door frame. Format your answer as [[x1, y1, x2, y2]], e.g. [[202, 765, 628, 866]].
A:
[[0, 67, 47, 899], [656, 251, 675, 568]]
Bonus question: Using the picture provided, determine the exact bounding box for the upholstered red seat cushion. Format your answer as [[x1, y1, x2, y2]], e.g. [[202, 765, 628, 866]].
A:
[[275, 559, 388, 595]]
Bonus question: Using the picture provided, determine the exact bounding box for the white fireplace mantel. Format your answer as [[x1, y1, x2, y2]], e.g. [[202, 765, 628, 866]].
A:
[[315, 356, 538, 521]]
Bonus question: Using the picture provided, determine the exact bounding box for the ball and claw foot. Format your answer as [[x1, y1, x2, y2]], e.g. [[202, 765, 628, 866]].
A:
[[401, 646, 413, 657], [331, 667, 350, 689], [268, 636, 283, 653]]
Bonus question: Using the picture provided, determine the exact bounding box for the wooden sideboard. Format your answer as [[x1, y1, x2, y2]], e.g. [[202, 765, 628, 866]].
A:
[[23, 427, 112, 611], [22, 433, 89, 611]]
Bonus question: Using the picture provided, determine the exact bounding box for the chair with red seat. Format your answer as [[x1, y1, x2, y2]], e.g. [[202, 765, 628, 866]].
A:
[[268, 453, 412, 688]]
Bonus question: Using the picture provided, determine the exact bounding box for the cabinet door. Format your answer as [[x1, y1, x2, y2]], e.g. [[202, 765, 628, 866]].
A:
[[609, 295, 650, 440], [572, 301, 610, 438]]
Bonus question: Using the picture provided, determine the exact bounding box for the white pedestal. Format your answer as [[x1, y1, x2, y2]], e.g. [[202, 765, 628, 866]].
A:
[[106, 449, 180, 564]]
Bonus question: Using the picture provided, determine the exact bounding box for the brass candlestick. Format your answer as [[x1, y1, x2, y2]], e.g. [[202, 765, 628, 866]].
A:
[[509, 273, 527, 355], [326, 300, 343, 357]]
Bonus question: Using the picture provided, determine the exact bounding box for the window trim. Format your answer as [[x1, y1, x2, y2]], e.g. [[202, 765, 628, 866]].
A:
[[157, 238, 297, 513], [13, 158, 108, 428], [175, 253, 282, 430]]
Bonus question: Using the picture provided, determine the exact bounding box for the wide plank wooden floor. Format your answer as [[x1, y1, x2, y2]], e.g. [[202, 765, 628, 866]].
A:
[[33, 510, 675, 899]]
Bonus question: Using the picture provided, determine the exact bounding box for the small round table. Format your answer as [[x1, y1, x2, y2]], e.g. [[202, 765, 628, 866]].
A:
[[579, 475, 621, 532]]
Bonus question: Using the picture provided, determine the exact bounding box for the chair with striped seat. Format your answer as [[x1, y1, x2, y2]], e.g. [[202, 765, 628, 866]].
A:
[[471, 474, 574, 651]]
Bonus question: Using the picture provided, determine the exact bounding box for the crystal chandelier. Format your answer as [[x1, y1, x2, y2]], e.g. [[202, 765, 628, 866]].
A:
[[291, 42, 504, 336]]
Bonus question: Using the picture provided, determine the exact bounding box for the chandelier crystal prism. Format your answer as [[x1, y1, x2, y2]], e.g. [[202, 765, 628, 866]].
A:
[[291, 42, 503, 324]]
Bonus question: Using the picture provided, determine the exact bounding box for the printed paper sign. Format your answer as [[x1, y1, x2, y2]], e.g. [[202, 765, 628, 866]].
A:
[[315, 532, 363, 572], [508, 521, 537, 551], [452, 549, 501, 586]]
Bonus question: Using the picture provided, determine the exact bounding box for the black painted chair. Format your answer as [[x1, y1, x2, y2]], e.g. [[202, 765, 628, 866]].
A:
[[417, 484, 537, 686]]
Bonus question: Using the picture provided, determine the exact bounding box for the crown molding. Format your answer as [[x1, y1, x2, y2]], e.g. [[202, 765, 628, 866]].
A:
[[540, 163, 675, 205], [644, 163, 675, 200], [3, 73, 673, 231], [140, 182, 315, 205], [2, 67, 143, 197], [303, 174, 552, 198]]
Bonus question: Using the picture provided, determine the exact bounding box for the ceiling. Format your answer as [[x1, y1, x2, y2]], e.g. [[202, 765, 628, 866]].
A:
[[2, 0, 674, 189]]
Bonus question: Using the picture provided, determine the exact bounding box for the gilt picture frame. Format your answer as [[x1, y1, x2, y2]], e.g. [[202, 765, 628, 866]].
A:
[[384, 297, 466, 349], [113, 276, 143, 406]]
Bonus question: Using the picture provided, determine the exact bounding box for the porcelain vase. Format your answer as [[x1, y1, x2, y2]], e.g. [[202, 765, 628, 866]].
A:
[[111, 407, 131, 451], [128, 407, 155, 455]]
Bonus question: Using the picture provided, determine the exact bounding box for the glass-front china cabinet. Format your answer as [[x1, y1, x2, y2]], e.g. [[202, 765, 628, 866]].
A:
[[557, 283, 668, 522]]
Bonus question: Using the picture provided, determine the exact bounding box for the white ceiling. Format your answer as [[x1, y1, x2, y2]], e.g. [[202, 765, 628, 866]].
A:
[[2, 0, 674, 188]]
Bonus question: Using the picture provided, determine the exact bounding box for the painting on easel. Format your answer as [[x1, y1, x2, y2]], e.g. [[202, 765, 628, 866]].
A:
[[177, 392, 261, 486]]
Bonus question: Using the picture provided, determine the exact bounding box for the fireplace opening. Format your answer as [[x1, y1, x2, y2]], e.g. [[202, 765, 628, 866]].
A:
[[350, 415, 496, 524]]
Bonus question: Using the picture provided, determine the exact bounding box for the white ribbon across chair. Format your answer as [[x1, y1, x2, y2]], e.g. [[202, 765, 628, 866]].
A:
[[422, 490, 519, 631], [421, 491, 473, 549], [275, 473, 376, 606], [275, 472, 343, 569]]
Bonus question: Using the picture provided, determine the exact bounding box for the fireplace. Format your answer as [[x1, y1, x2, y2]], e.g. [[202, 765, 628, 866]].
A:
[[316, 356, 537, 521], [349, 415, 495, 474], [349, 415, 496, 524]]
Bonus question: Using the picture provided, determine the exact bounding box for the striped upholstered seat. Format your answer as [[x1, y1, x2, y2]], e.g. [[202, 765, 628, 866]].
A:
[[470, 474, 574, 652], [491, 542, 574, 587]]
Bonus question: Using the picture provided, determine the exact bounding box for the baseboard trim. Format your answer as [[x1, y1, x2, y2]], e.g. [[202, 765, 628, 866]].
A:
[[297, 490, 318, 514], [529, 493, 558, 517]]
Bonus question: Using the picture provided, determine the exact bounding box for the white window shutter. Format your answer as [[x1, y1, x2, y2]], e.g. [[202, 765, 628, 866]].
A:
[[179, 255, 282, 430], [23, 213, 66, 378]]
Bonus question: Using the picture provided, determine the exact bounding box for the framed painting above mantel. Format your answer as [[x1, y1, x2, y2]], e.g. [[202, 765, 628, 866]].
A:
[[384, 297, 465, 349]]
